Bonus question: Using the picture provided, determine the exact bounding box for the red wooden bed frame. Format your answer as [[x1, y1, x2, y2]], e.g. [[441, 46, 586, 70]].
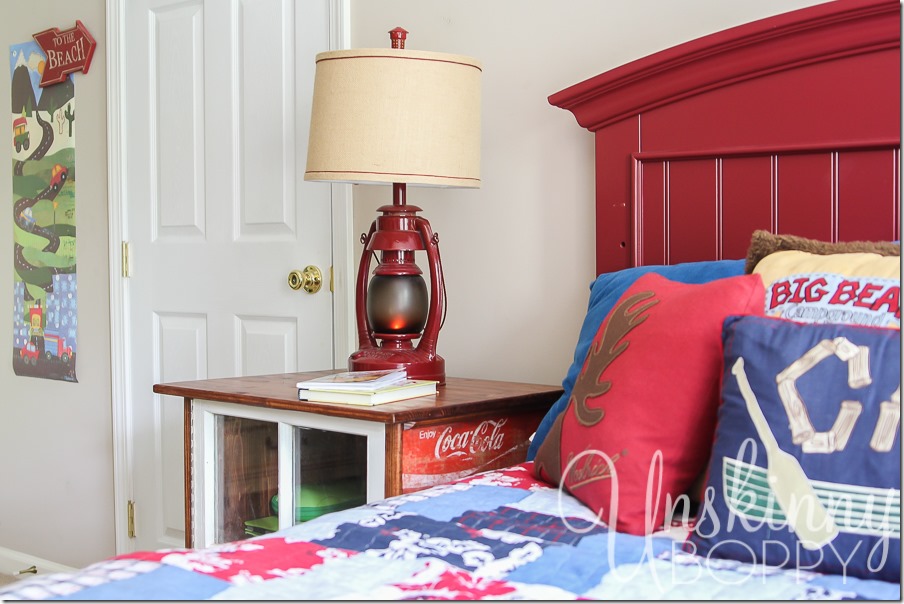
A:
[[550, 0, 900, 275]]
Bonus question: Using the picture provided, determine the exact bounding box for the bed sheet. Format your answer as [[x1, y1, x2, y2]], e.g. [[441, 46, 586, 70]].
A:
[[1, 464, 898, 600]]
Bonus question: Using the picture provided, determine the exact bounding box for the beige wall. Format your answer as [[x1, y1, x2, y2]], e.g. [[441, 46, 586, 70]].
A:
[[0, 0, 112, 570], [350, 0, 828, 385], [0, 0, 827, 571]]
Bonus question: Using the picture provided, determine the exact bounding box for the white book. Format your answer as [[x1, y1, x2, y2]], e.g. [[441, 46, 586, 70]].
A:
[[295, 369, 407, 392], [298, 379, 437, 406]]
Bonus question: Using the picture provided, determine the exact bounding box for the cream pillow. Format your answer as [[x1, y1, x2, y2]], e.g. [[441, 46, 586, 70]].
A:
[[754, 250, 900, 328]]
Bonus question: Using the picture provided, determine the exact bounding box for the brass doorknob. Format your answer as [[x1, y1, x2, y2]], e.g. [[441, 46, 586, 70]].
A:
[[288, 266, 322, 294]]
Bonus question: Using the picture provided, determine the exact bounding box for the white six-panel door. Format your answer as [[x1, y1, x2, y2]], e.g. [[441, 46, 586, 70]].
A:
[[121, 0, 337, 552]]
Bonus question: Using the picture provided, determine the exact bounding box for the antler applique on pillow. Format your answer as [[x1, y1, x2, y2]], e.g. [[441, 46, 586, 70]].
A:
[[533, 272, 766, 535]]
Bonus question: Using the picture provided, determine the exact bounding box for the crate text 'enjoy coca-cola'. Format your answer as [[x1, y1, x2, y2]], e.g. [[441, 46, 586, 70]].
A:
[[401, 411, 545, 492]]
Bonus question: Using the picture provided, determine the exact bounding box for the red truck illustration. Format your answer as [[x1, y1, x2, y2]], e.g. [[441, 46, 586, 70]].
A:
[[44, 332, 73, 363]]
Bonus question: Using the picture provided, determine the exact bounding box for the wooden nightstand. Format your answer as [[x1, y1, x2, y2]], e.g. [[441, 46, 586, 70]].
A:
[[154, 373, 562, 548]]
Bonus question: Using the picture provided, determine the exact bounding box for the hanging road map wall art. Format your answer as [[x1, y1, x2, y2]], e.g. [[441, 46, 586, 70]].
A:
[[10, 39, 78, 382]]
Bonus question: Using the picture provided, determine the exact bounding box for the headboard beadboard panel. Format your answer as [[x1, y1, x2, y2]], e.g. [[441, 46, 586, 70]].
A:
[[551, 0, 901, 274]]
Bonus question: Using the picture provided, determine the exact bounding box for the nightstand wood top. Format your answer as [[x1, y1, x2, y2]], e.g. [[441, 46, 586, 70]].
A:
[[154, 372, 563, 424]]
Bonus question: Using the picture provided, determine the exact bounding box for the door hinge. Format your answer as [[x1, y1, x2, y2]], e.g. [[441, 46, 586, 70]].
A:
[[121, 241, 131, 278], [127, 500, 136, 538]]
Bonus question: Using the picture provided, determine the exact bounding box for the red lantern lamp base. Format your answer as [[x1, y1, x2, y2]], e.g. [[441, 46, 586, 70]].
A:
[[349, 346, 445, 384]]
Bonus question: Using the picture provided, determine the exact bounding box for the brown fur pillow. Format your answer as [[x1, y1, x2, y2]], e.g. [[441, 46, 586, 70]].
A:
[[744, 230, 900, 274]]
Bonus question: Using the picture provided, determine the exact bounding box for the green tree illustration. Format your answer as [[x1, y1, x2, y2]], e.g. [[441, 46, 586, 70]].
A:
[[46, 98, 57, 126]]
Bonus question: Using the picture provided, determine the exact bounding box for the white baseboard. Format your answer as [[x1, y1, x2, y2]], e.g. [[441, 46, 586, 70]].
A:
[[0, 546, 75, 576]]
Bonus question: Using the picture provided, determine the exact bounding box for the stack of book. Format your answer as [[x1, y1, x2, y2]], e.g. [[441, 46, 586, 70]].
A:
[[296, 369, 437, 405]]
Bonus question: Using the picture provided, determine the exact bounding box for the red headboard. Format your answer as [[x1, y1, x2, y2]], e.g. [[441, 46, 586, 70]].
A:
[[550, 0, 901, 275]]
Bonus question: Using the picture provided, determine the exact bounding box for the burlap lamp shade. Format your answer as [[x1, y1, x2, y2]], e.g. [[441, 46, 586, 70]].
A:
[[304, 48, 481, 187]]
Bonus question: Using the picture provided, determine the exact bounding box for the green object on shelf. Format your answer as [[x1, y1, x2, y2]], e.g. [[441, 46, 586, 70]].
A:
[[271, 478, 366, 522], [243, 515, 279, 537]]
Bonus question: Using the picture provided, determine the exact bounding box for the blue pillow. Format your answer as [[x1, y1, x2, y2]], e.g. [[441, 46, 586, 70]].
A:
[[527, 259, 745, 460], [690, 315, 900, 582]]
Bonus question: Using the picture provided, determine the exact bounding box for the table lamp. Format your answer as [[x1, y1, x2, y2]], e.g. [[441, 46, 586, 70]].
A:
[[304, 28, 481, 384]]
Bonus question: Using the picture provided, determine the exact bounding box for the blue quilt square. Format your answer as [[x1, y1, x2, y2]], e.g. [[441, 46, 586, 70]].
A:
[[57, 565, 228, 600], [314, 513, 542, 573], [454, 505, 606, 546], [397, 485, 529, 522]]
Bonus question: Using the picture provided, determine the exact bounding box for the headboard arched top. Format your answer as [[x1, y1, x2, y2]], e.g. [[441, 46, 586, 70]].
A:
[[551, 0, 901, 274]]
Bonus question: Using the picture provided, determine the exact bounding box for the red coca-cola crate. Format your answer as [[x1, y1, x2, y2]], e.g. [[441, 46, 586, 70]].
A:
[[401, 411, 546, 492]]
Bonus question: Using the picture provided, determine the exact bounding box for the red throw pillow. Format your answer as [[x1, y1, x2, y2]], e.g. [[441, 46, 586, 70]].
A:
[[533, 272, 765, 534]]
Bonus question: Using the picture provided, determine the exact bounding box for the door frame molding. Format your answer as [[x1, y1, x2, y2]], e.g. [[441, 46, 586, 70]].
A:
[[105, 0, 354, 553]]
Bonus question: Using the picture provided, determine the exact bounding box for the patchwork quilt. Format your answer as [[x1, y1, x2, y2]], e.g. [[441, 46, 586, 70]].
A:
[[1, 464, 898, 600]]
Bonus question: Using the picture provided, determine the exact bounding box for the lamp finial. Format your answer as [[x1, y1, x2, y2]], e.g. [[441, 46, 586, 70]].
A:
[[389, 27, 408, 49]]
